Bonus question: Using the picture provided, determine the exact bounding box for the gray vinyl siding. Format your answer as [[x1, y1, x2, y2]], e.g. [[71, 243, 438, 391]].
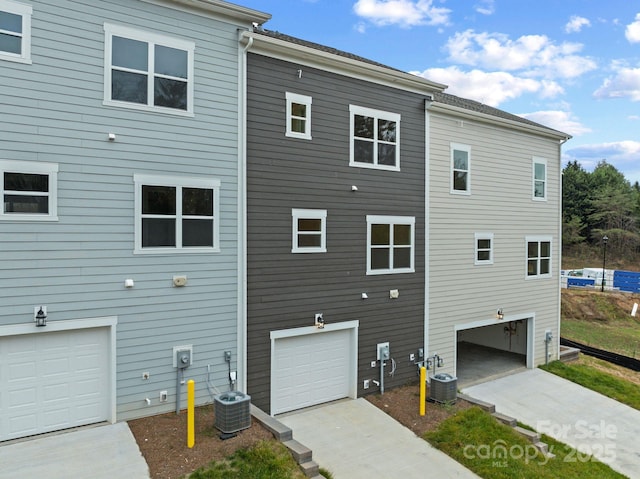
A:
[[427, 111, 561, 373], [246, 53, 426, 413], [0, 0, 251, 420]]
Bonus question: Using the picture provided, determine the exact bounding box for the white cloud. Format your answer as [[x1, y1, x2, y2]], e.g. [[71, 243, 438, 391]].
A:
[[565, 15, 590, 33], [474, 0, 494, 16], [625, 13, 640, 43], [629, 115, 640, 121], [411, 66, 564, 107], [519, 110, 591, 136], [593, 66, 640, 101], [444, 30, 596, 79], [352, 0, 451, 28], [564, 141, 640, 183]]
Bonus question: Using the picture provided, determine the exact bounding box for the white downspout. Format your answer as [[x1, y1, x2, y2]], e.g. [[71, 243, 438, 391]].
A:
[[424, 96, 433, 377], [556, 136, 570, 361], [237, 32, 253, 394]]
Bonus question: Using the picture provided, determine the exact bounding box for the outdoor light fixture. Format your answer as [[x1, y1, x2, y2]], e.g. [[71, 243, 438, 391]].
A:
[[496, 308, 504, 320], [35, 306, 47, 327]]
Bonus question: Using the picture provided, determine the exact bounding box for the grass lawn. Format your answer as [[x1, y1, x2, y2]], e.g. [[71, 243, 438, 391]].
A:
[[540, 360, 640, 410], [561, 318, 640, 358], [424, 407, 626, 479], [186, 440, 306, 479]]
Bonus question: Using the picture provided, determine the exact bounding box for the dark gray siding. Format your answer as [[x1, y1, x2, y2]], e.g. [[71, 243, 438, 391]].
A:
[[246, 53, 426, 412]]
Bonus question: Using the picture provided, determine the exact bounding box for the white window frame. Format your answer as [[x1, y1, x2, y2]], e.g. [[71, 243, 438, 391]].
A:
[[134, 174, 220, 254], [103, 23, 195, 116], [525, 236, 552, 279], [291, 209, 326, 253], [349, 105, 400, 171], [451, 143, 471, 195], [532, 157, 547, 201], [0, 160, 58, 221], [474, 232, 494, 265], [285, 92, 312, 140], [366, 215, 415, 275], [0, 0, 32, 64]]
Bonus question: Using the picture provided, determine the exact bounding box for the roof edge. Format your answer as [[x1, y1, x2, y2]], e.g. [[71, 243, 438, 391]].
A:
[[159, 0, 271, 24], [430, 101, 572, 141], [241, 30, 447, 94]]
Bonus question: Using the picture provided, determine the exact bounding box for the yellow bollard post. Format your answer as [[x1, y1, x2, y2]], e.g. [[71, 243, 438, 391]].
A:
[[187, 379, 195, 448], [419, 366, 426, 416]]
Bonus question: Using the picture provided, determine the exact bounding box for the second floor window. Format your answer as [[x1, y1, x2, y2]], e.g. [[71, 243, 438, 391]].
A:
[[286, 92, 312, 140], [104, 24, 194, 115], [533, 158, 547, 200], [350, 105, 400, 171], [451, 143, 470, 194], [0, 0, 31, 63]]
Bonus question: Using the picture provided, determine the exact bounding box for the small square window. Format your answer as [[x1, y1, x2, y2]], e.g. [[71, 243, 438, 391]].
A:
[[526, 236, 552, 279], [292, 209, 326, 253], [0, 0, 32, 64], [0, 160, 58, 221], [104, 24, 194, 115], [366, 215, 414, 275], [533, 158, 547, 200], [286, 92, 312, 140], [475, 233, 493, 265], [451, 143, 470, 195], [350, 105, 400, 171], [134, 174, 219, 254]]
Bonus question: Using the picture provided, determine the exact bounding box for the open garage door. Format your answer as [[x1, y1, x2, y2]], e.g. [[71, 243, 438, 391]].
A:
[[455, 318, 530, 388]]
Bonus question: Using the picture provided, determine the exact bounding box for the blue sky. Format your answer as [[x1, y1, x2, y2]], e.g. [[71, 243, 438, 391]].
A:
[[240, 0, 640, 184]]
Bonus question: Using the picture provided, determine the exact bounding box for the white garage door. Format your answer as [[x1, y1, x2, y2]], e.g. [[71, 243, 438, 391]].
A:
[[272, 328, 354, 415], [0, 328, 110, 441]]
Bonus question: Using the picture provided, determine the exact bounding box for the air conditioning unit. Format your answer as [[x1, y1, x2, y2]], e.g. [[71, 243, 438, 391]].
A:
[[429, 373, 457, 404], [214, 392, 251, 433]]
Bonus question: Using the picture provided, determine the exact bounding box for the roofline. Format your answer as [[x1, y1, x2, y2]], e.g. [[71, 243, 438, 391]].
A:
[[241, 30, 447, 95], [430, 101, 572, 141], [157, 0, 271, 24]]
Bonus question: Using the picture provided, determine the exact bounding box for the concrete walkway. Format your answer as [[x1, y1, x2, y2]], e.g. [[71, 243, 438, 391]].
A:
[[278, 398, 479, 479], [0, 422, 150, 479], [463, 368, 640, 479]]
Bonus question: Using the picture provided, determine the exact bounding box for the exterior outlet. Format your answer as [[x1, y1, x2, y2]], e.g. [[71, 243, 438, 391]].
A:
[[409, 353, 415, 361], [371, 360, 377, 368], [364, 379, 370, 389], [160, 390, 168, 402]]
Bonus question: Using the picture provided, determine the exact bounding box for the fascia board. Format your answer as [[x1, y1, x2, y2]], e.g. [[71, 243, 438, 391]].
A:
[[144, 0, 271, 25], [430, 102, 572, 142], [241, 31, 446, 96]]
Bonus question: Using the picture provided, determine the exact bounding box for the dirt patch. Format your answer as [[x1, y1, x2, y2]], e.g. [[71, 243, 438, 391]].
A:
[[129, 404, 273, 479], [365, 383, 472, 436]]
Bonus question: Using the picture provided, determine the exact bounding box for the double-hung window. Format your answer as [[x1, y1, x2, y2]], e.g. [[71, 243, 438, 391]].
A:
[[134, 174, 219, 253], [367, 215, 415, 275], [1, 160, 58, 221], [0, 0, 32, 64], [475, 233, 493, 265], [533, 157, 547, 200], [286, 92, 312, 140], [104, 24, 194, 115], [451, 143, 470, 194], [350, 105, 400, 171], [526, 236, 551, 279], [292, 209, 326, 253]]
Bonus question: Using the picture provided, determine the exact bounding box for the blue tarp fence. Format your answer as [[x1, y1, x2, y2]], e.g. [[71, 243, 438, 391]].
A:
[[613, 270, 640, 293]]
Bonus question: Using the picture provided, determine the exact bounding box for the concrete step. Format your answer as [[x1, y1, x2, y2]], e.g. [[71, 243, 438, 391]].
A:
[[492, 411, 517, 427], [559, 346, 580, 363], [283, 439, 312, 464], [514, 426, 540, 443], [250, 405, 292, 441], [457, 393, 496, 413], [299, 460, 320, 478]]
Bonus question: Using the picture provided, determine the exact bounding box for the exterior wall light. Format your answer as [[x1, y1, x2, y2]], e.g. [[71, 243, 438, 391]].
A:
[[35, 306, 47, 327], [496, 308, 504, 320]]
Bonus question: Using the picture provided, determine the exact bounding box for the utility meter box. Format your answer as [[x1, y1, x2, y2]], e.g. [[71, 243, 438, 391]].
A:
[[214, 392, 251, 433], [429, 373, 457, 404], [176, 349, 191, 369]]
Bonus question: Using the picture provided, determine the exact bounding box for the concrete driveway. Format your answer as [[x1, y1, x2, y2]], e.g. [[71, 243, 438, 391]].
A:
[[463, 368, 640, 479], [0, 422, 150, 479], [278, 398, 479, 479]]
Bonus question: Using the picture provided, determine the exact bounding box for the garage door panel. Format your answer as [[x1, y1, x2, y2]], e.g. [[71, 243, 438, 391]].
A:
[[0, 328, 110, 441], [272, 329, 353, 414]]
